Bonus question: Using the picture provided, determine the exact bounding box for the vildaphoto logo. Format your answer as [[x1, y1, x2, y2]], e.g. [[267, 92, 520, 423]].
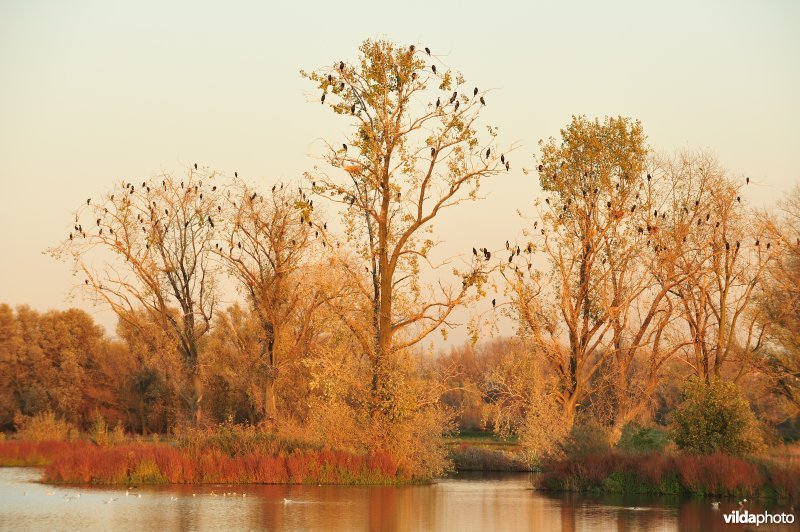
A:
[[723, 510, 795, 527]]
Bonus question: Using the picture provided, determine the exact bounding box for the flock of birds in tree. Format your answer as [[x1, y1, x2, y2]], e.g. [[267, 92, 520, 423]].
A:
[[69, 163, 341, 293], [318, 45, 510, 173], [68, 49, 787, 313], [471, 174, 782, 311]]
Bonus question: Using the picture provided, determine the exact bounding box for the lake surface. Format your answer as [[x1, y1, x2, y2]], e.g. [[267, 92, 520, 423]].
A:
[[0, 467, 796, 531]]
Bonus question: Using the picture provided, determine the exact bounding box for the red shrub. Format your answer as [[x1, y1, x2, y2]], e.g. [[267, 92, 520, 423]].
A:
[[766, 462, 800, 501]]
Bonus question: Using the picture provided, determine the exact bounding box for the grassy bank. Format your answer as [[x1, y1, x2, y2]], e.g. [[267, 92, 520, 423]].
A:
[[539, 451, 800, 501], [0, 440, 402, 485], [446, 431, 531, 472]]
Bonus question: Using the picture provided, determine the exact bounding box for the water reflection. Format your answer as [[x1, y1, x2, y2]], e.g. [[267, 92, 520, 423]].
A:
[[0, 468, 795, 531]]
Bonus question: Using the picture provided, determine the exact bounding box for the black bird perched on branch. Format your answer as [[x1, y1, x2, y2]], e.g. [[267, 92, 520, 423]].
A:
[[479, 96, 485, 106], [473, 247, 477, 256], [339, 61, 344, 70], [425, 47, 430, 55], [454, 101, 459, 111], [492, 298, 496, 308], [436, 97, 440, 108], [486, 148, 491, 158], [351, 103, 356, 114], [410, 45, 415, 52], [501, 154, 505, 164], [474, 87, 478, 96], [430, 147, 436, 157], [343, 143, 348, 152], [86, 198, 91, 205], [321, 93, 326, 104], [235, 172, 238, 178], [431, 65, 437, 74]]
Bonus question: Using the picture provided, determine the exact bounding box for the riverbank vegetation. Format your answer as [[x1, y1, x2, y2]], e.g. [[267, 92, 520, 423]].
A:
[[1, 38, 799, 486]]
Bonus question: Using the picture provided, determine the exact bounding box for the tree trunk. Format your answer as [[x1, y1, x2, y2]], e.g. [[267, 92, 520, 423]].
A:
[[192, 369, 203, 426]]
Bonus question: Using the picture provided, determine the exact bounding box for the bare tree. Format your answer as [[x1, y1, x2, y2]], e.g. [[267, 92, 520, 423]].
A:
[[51, 167, 220, 425], [662, 151, 773, 383], [215, 178, 331, 424], [754, 185, 800, 413]]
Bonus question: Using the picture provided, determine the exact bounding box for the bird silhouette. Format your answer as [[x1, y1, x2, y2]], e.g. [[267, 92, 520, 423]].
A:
[[321, 93, 326, 104], [425, 47, 431, 55], [479, 96, 485, 105], [436, 97, 440, 108], [431, 65, 437, 74], [343, 143, 348, 152], [410, 45, 415, 52], [486, 148, 491, 158], [431, 147, 436, 157], [339, 61, 344, 70], [473, 87, 478, 96], [491, 298, 496, 308]]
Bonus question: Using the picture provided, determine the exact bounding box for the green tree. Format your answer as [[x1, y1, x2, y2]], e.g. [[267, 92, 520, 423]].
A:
[[671, 376, 765, 455]]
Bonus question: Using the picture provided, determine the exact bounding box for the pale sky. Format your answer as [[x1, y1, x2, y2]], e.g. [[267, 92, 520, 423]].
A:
[[1, 1, 799, 343]]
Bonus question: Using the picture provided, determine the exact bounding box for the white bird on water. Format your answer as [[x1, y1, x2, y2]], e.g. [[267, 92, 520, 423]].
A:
[[711, 501, 720, 509]]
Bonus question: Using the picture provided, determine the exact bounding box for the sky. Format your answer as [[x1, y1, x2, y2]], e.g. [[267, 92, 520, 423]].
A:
[[1, 0, 799, 345]]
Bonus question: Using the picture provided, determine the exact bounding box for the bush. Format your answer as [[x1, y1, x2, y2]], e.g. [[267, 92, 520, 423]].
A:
[[518, 391, 569, 464], [43, 441, 401, 485], [14, 411, 77, 442], [88, 413, 127, 446], [560, 420, 611, 458], [671, 377, 765, 455], [540, 451, 782, 499], [617, 423, 669, 453]]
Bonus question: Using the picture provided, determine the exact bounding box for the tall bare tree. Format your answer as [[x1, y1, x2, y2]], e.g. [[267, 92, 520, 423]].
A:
[[51, 167, 220, 425], [662, 151, 773, 382], [754, 185, 800, 412], [215, 178, 330, 424]]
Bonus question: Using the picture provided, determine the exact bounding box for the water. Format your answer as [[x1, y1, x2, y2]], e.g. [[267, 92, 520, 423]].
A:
[[0, 468, 796, 531]]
